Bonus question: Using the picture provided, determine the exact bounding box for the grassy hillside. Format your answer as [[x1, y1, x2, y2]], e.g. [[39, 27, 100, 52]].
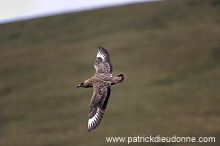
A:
[[0, 0, 220, 145]]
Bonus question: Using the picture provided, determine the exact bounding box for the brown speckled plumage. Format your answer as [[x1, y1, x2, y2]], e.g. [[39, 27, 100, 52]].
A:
[[77, 46, 125, 132]]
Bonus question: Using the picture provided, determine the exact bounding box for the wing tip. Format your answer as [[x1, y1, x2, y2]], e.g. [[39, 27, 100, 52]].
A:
[[97, 46, 110, 60], [87, 119, 100, 132], [98, 45, 104, 49], [88, 108, 104, 132], [97, 46, 108, 53], [98, 46, 105, 53], [88, 128, 92, 132]]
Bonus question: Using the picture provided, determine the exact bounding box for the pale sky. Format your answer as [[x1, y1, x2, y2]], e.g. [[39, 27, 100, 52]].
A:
[[0, 0, 158, 24]]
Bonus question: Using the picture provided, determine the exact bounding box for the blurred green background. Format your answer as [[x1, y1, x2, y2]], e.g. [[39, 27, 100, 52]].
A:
[[0, 0, 220, 145]]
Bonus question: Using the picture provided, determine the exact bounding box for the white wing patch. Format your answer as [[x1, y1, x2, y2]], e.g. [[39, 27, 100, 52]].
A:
[[88, 108, 103, 131], [96, 49, 105, 60]]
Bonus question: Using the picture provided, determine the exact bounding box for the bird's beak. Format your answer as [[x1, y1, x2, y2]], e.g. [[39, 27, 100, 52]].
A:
[[77, 84, 81, 88]]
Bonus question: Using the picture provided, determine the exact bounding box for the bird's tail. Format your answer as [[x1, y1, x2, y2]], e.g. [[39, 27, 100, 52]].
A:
[[116, 73, 125, 83]]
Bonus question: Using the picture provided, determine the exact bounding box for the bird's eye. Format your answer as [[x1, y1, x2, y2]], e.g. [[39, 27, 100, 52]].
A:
[[81, 82, 84, 85]]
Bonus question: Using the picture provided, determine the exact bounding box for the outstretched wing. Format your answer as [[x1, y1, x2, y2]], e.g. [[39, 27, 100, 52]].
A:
[[88, 82, 111, 132], [94, 46, 113, 73]]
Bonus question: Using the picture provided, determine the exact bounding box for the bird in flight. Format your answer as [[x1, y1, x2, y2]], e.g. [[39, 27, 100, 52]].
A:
[[77, 46, 125, 132]]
